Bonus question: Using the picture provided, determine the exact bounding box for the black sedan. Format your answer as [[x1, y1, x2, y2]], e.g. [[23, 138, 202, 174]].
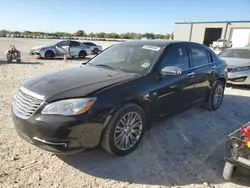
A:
[[12, 40, 227, 156]]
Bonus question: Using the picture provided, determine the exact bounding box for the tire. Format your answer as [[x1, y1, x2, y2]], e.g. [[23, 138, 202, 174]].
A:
[[222, 162, 235, 181], [101, 103, 146, 156], [203, 80, 225, 111], [93, 48, 99, 54], [78, 50, 87, 59], [44, 50, 54, 59], [16, 59, 21, 63]]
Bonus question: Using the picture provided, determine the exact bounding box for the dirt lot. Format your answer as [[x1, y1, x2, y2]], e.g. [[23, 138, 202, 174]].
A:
[[0, 38, 250, 188]]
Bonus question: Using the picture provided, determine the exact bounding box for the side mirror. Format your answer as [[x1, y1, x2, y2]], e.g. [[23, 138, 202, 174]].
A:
[[161, 66, 182, 76]]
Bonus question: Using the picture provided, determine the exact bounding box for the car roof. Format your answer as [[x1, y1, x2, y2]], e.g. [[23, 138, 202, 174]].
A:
[[123, 40, 203, 47]]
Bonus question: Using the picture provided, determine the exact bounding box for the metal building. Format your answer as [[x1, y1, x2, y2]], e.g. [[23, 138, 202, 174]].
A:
[[174, 21, 250, 47]]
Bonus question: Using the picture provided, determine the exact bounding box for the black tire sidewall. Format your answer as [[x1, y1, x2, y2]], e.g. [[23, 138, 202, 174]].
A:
[[106, 104, 146, 156], [79, 50, 87, 58], [94, 48, 98, 54], [45, 51, 54, 59]]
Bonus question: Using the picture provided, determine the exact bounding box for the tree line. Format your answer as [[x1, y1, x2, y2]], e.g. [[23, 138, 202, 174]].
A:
[[0, 29, 174, 40]]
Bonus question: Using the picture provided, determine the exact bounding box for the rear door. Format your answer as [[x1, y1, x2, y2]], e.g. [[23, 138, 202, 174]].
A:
[[189, 45, 213, 100], [69, 41, 81, 56]]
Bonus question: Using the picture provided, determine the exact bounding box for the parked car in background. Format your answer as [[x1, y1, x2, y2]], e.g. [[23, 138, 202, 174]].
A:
[[82, 42, 103, 54], [29, 40, 91, 59], [219, 47, 250, 85], [12, 40, 227, 156], [212, 39, 232, 50]]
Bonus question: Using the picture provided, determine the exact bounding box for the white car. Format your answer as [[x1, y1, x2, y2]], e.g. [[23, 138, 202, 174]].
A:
[[212, 39, 232, 50], [82, 42, 103, 54], [30, 40, 91, 59]]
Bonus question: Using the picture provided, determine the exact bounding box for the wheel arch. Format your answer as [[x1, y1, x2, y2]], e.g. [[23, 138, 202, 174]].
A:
[[106, 98, 152, 130], [43, 49, 55, 58]]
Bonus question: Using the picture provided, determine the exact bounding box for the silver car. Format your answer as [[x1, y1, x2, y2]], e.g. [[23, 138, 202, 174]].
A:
[[30, 40, 91, 59], [220, 47, 250, 85]]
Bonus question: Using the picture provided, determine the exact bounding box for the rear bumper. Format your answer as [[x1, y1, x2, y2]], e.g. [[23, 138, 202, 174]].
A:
[[227, 72, 250, 85]]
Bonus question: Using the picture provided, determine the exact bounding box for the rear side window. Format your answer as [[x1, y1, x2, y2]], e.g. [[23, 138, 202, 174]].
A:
[[70, 41, 80, 47], [191, 47, 209, 67], [161, 46, 189, 70]]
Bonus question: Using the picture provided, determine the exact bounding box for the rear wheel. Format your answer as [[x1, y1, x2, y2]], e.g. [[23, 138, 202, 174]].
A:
[[44, 50, 54, 59], [93, 48, 99, 54], [203, 80, 225, 111], [79, 50, 87, 59], [101, 103, 146, 156], [223, 162, 235, 181]]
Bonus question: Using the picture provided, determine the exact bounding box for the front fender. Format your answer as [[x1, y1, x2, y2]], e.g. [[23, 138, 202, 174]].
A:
[[39, 47, 56, 57]]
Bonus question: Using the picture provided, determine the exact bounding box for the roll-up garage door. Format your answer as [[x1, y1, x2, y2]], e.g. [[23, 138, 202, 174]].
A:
[[231, 28, 250, 47]]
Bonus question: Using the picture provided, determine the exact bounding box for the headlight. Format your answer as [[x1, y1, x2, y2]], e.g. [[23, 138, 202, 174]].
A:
[[234, 66, 250, 72], [41, 98, 96, 116]]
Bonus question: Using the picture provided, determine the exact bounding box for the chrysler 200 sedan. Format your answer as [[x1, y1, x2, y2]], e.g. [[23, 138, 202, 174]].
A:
[[12, 40, 227, 156]]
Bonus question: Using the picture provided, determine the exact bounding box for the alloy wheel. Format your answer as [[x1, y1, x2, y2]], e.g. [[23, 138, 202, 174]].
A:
[[213, 84, 224, 108], [114, 112, 143, 151]]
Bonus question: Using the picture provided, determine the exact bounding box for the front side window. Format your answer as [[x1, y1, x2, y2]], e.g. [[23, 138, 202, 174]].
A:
[[160, 46, 189, 70], [191, 47, 209, 67], [87, 43, 163, 74], [56, 41, 69, 47]]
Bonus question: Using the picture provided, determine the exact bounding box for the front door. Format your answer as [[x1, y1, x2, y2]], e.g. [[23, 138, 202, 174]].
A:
[[154, 43, 197, 116], [55, 40, 70, 57]]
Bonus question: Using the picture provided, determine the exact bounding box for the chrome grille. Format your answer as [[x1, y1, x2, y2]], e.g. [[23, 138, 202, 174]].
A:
[[14, 87, 44, 119], [227, 68, 234, 72]]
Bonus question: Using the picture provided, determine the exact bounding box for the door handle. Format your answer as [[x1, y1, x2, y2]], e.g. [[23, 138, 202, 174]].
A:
[[187, 72, 195, 76], [211, 65, 217, 69]]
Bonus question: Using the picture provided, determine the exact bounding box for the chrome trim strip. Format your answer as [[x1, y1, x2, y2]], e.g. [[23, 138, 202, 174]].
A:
[[33, 137, 67, 147], [20, 86, 45, 100]]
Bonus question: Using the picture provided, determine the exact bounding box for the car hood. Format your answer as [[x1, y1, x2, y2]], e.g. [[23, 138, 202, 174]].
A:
[[220, 57, 250, 68], [31, 45, 54, 50], [22, 64, 137, 102]]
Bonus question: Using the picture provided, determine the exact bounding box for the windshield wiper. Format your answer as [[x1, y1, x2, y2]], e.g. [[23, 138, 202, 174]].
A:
[[94, 64, 122, 71]]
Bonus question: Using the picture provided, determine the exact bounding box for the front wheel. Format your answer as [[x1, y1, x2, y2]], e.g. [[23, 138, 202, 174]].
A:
[[203, 80, 225, 111], [44, 50, 54, 59], [101, 103, 146, 156]]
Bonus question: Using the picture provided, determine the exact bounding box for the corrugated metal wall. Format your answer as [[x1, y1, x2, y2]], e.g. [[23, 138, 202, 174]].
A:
[[174, 22, 250, 44]]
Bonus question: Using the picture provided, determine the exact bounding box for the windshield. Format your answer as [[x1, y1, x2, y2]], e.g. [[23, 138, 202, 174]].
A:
[[219, 49, 250, 59], [87, 43, 163, 74]]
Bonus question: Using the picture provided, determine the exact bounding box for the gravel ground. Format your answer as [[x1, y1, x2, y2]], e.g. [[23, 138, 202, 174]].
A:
[[0, 38, 250, 188]]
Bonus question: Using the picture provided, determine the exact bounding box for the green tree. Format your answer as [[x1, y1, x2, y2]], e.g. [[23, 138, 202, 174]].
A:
[[88, 32, 96, 38], [170, 32, 174, 40], [75, 30, 86, 37], [0, 30, 8, 35], [164, 34, 170, 39], [96, 32, 106, 38]]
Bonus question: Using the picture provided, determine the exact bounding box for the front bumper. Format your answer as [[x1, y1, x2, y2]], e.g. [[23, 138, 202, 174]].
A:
[[227, 71, 250, 85], [12, 107, 105, 154], [29, 50, 41, 57]]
